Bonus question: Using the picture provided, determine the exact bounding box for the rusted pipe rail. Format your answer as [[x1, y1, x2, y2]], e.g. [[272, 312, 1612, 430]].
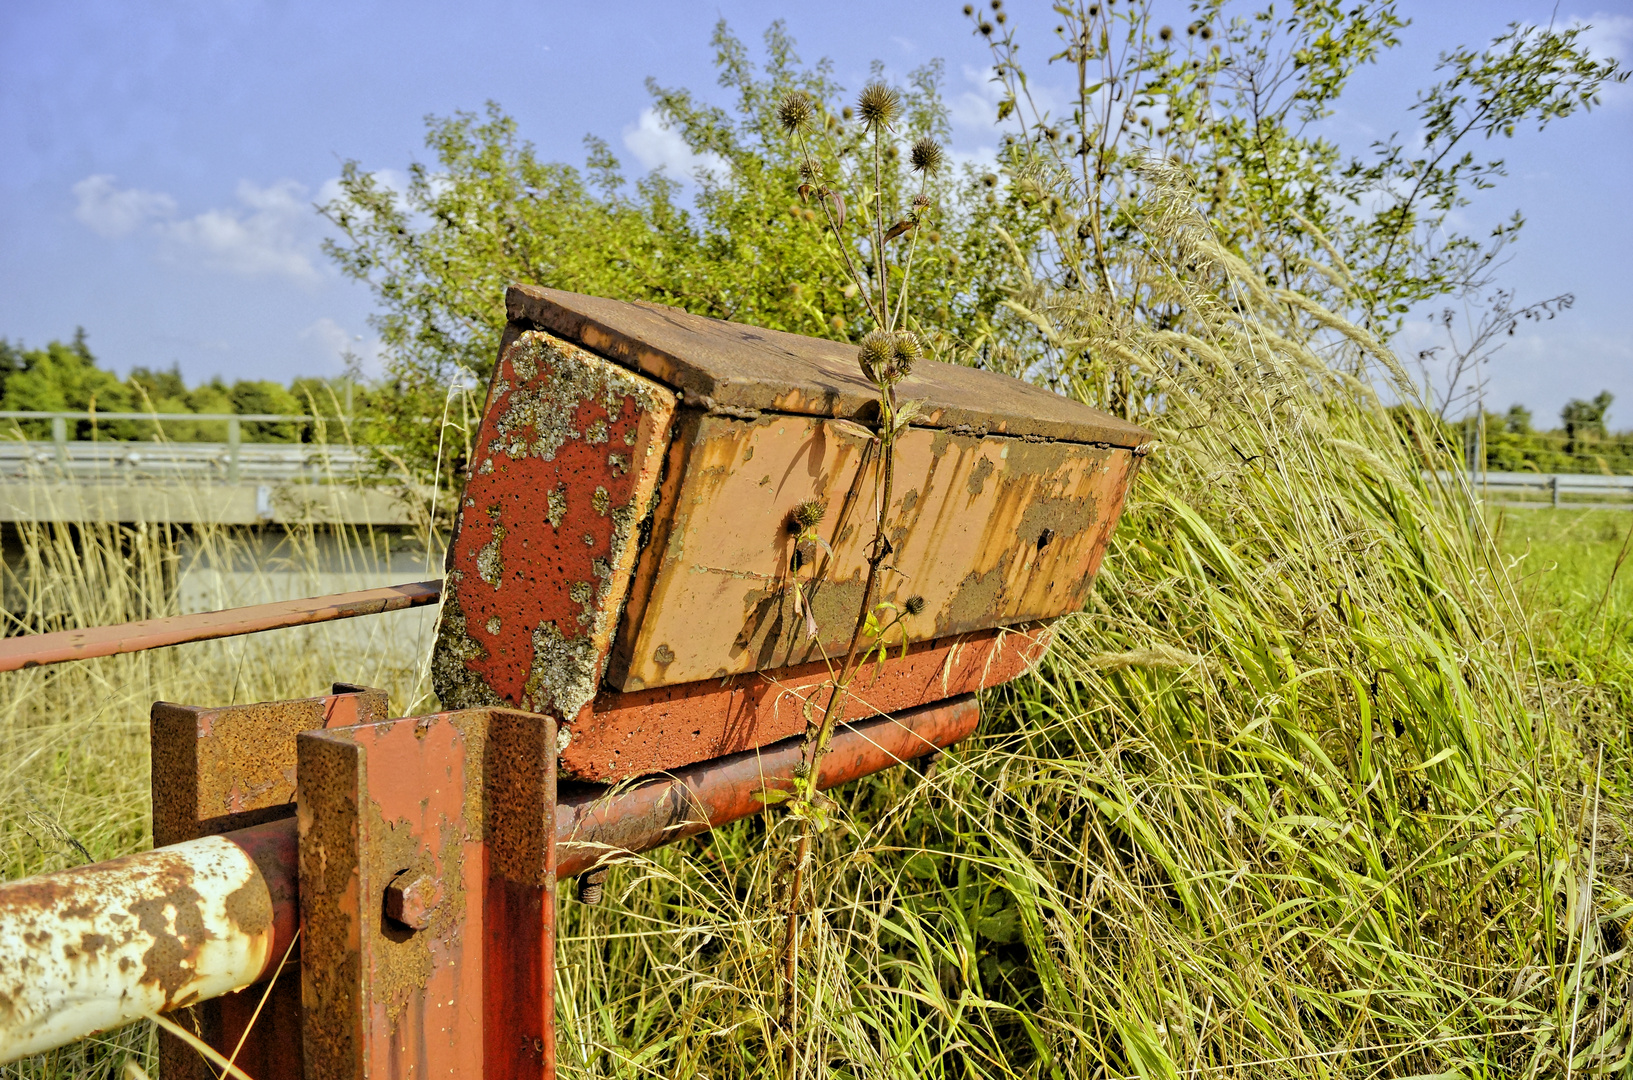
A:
[[0, 580, 442, 672], [0, 818, 297, 1062], [0, 696, 975, 1063]]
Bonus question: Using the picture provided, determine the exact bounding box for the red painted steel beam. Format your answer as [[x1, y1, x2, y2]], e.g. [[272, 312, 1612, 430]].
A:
[[234, 694, 978, 974], [0, 581, 441, 672], [555, 694, 978, 877]]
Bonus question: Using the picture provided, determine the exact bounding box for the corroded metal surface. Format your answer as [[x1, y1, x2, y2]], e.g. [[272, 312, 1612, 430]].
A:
[[152, 683, 384, 1080], [0, 697, 975, 1067], [0, 582, 439, 672], [0, 835, 275, 1064], [508, 285, 1153, 447], [608, 410, 1137, 689], [433, 330, 676, 721], [567, 625, 1047, 782], [557, 695, 979, 877], [297, 707, 557, 1080], [153, 683, 390, 844]]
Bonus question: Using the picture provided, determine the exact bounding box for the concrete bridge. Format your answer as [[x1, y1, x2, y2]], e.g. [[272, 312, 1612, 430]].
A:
[[0, 411, 436, 663], [0, 411, 418, 525]]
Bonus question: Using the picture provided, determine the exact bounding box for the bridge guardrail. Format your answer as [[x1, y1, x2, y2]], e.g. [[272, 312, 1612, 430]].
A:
[[1434, 470, 1633, 509], [0, 411, 367, 484]]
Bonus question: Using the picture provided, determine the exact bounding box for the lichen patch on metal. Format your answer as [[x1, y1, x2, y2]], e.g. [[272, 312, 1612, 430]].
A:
[[433, 330, 677, 722]]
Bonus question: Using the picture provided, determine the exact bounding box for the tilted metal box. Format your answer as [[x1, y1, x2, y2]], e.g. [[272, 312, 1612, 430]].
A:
[[433, 286, 1151, 781]]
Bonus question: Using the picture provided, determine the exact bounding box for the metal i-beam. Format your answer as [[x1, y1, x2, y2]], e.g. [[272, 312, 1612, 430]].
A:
[[0, 696, 975, 1066]]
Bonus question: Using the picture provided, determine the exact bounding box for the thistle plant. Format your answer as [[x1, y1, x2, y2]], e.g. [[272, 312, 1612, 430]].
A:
[[772, 79, 943, 1075]]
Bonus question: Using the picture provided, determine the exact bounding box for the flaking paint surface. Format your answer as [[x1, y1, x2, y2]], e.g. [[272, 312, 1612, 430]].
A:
[[0, 837, 272, 1064], [433, 331, 676, 720], [610, 413, 1137, 689], [566, 625, 1050, 781]]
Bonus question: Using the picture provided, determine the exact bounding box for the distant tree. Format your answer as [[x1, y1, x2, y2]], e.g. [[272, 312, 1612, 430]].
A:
[[228, 380, 303, 442], [0, 331, 133, 438], [1504, 404, 1533, 435], [0, 339, 22, 399], [1561, 390, 1613, 452]]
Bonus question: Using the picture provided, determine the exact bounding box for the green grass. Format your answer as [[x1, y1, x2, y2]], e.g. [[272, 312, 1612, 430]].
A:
[[4, 235, 1633, 1075], [1497, 508, 1633, 644]]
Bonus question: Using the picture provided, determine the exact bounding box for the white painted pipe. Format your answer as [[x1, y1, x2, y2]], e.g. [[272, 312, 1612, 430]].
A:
[[0, 835, 275, 1063]]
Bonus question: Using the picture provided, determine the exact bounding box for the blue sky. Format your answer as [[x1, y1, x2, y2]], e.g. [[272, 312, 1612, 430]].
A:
[[1, 1, 1628, 424]]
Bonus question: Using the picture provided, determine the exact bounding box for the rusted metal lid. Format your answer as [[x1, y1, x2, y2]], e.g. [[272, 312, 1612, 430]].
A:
[[507, 285, 1153, 447]]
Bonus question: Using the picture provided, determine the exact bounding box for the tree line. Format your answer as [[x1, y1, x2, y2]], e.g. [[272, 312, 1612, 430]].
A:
[[0, 330, 359, 442]]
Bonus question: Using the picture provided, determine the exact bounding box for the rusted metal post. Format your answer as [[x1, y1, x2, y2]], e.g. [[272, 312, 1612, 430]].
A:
[[297, 706, 559, 1079], [152, 683, 390, 1080]]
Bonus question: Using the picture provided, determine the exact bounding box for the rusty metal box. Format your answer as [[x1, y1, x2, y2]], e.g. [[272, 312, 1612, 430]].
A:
[[433, 287, 1149, 781]]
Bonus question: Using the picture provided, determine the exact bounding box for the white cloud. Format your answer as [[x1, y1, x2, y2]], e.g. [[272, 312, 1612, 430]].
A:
[[71, 175, 322, 284], [300, 317, 383, 377], [950, 64, 1006, 133], [1569, 12, 1633, 103], [72, 175, 176, 237], [158, 179, 319, 283], [622, 108, 729, 182]]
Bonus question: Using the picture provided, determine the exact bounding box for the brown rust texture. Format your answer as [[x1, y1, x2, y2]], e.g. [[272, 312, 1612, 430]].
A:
[[432, 330, 676, 723], [506, 285, 1154, 448], [608, 411, 1137, 690], [556, 695, 979, 877], [0, 836, 273, 1064], [297, 708, 558, 1080], [564, 625, 1049, 782], [153, 684, 390, 846], [152, 684, 381, 1080], [0, 581, 440, 673]]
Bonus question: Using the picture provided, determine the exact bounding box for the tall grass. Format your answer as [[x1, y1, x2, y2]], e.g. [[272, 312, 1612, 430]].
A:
[[4, 208, 1631, 1078], [544, 194, 1632, 1077], [0, 449, 438, 1079]]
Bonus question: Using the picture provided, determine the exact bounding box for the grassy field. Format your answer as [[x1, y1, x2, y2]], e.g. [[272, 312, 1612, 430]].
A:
[[3, 259, 1631, 1076], [1497, 508, 1633, 650]]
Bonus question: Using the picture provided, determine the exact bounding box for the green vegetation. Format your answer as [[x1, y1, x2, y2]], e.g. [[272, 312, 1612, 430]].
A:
[[0, 331, 357, 442], [3, 2, 1632, 1078], [1482, 395, 1633, 474]]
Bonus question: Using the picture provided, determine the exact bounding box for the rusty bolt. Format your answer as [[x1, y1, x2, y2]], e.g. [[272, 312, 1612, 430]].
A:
[[384, 871, 442, 931], [577, 866, 610, 906]]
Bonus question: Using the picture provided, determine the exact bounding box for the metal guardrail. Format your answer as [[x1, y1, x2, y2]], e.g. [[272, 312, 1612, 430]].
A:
[[1438, 471, 1633, 509], [0, 440, 374, 485], [0, 411, 365, 485]]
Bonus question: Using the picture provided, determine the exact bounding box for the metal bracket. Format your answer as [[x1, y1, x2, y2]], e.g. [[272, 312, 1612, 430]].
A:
[[297, 707, 558, 1080], [150, 683, 390, 1080]]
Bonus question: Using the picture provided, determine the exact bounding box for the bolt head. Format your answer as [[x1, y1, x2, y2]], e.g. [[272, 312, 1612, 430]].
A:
[[384, 872, 442, 931]]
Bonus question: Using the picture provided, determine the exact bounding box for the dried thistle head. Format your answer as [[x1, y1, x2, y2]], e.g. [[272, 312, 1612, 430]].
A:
[[893, 331, 923, 365], [790, 499, 828, 531], [891, 331, 922, 378], [903, 595, 926, 617], [778, 91, 814, 133], [857, 82, 900, 130], [798, 157, 822, 182], [911, 193, 933, 213], [858, 329, 895, 380], [910, 137, 944, 175]]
